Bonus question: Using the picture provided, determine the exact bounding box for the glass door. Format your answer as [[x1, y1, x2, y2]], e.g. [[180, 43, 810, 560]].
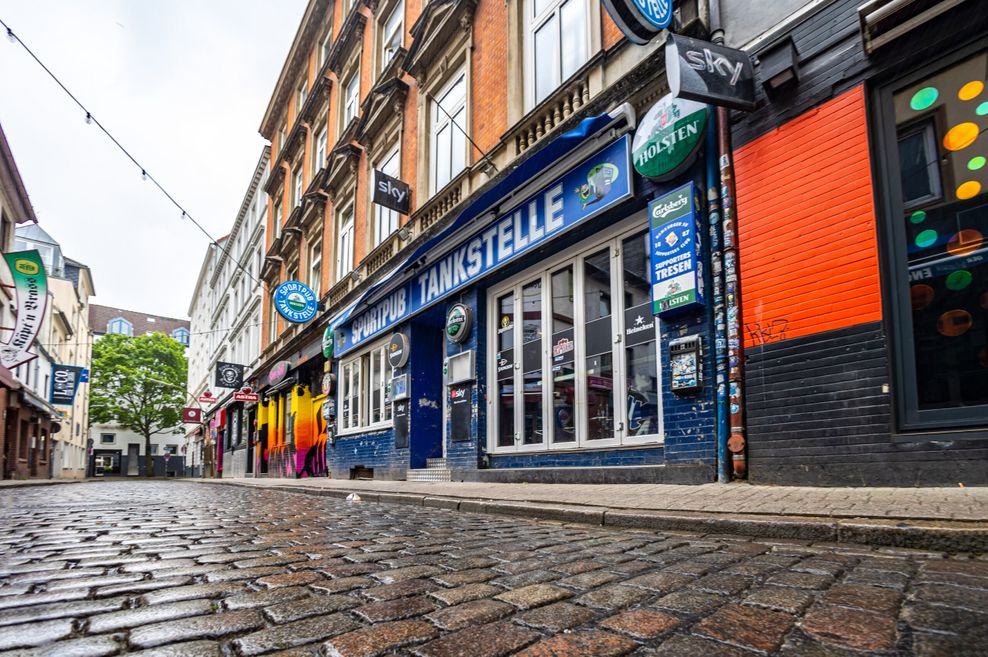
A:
[[581, 247, 620, 446]]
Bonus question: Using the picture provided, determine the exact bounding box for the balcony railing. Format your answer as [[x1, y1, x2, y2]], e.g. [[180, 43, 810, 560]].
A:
[[511, 74, 591, 156]]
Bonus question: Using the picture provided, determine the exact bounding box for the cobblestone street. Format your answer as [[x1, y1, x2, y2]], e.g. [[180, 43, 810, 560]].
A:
[[0, 482, 985, 656]]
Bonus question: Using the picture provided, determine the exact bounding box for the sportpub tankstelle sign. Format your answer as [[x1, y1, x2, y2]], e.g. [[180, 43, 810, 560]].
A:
[[273, 280, 318, 324]]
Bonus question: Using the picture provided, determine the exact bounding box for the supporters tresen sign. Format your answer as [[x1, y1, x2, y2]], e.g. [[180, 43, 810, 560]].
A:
[[337, 136, 633, 355]]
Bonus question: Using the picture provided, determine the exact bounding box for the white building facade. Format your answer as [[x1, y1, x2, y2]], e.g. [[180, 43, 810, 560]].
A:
[[186, 148, 269, 477]]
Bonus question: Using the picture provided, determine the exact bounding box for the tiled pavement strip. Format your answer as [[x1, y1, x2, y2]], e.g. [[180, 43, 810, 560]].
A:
[[0, 483, 986, 656]]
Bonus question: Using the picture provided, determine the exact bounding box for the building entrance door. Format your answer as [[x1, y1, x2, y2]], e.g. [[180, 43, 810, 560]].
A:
[[126, 444, 139, 476]]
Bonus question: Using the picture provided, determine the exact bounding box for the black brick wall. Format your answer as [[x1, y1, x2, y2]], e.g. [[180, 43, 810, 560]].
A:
[[746, 323, 988, 486]]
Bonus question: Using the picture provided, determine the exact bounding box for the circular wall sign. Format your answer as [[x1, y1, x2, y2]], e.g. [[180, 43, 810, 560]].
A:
[[321, 372, 336, 396], [273, 281, 318, 323], [268, 360, 290, 386], [322, 325, 335, 358], [445, 303, 472, 343], [388, 333, 410, 368], [632, 95, 707, 181]]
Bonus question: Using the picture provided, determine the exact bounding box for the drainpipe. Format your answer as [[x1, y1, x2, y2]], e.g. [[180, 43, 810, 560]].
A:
[[708, 0, 748, 478], [705, 110, 729, 484]]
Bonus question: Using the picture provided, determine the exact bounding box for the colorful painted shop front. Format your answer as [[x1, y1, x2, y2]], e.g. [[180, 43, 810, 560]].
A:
[[328, 105, 721, 483]]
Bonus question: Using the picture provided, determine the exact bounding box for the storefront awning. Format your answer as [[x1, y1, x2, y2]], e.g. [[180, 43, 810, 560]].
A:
[[0, 365, 20, 391], [328, 104, 636, 336]]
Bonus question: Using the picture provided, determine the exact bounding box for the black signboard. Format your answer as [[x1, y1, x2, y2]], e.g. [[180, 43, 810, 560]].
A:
[[373, 170, 411, 214], [551, 329, 575, 366], [215, 362, 245, 389], [624, 302, 657, 347], [388, 333, 410, 368], [667, 34, 756, 112], [496, 349, 514, 381], [393, 399, 409, 448], [450, 385, 472, 442], [50, 364, 83, 405]]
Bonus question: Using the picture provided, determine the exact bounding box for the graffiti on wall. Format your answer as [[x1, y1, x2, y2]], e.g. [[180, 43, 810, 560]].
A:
[[255, 387, 328, 479]]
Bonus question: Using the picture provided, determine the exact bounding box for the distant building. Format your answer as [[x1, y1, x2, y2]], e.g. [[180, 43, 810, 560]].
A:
[[87, 304, 190, 477], [0, 123, 61, 479], [14, 223, 95, 480], [187, 148, 269, 479]]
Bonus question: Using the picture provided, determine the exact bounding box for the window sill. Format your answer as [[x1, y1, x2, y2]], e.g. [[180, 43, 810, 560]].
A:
[[489, 437, 663, 455], [337, 422, 394, 438]]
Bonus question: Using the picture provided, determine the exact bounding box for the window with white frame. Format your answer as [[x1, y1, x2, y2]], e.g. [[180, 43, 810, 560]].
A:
[[343, 73, 360, 126], [430, 70, 467, 194], [319, 28, 333, 68], [339, 340, 392, 433], [527, 0, 589, 107], [268, 305, 278, 344], [293, 168, 304, 208], [373, 145, 401, 247], [107, 318, 133, 337], [489, 225, 661, 453], [297, 80, 308, 116], [336, 202, 355, 279], [100, 433, 114, 444], [308, 239, 322, 298], [273, 199, 282, 238], [380, 0, 404, 71], [313, 125, 327, 173]]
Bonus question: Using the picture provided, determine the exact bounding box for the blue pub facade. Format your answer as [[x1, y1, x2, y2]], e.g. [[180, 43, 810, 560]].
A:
[[326, 107, 718, 484]]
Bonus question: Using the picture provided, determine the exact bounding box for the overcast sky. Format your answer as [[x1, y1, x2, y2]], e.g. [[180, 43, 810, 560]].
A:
[[0, 0, 307, 319]]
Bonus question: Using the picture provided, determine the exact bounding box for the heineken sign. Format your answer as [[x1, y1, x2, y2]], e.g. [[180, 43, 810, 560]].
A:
[[273, 281, 318, 323], [632, 95, 707, 181], [322, 325, 334, 358], [445, 304, 472, 344]]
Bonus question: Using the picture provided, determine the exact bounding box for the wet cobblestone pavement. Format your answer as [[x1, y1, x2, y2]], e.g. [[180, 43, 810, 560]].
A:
[[0, 482, 985, 656]]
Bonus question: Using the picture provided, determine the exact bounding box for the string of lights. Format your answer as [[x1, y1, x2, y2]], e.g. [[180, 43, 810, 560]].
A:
[[0, 17, 262, 286], [29, 322, 263, 349]]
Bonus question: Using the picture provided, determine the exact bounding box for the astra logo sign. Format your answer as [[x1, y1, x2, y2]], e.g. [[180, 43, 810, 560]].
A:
[[373, 170, 411, 215], [336, 136, 633, 355], [667, 34, 756, 112]]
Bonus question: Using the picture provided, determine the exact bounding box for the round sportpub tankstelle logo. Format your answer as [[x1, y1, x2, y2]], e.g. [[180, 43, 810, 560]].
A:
[[273, 281, 318, 323]]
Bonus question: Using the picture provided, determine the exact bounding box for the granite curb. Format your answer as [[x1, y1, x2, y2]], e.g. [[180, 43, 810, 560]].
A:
[[190, 480, 988, 553]]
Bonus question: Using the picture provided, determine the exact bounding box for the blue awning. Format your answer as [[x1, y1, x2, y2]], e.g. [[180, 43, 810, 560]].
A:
[[329, 104, 636, 333]]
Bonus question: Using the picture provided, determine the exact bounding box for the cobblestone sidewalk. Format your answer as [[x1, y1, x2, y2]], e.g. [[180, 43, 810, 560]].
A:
[[208, 478, 988, 522], [0, 481, 986, 656]]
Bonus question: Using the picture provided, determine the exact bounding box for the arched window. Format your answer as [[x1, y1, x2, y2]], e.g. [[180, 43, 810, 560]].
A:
[[171, 328, 190, 346], [107, 318, 133, 337]]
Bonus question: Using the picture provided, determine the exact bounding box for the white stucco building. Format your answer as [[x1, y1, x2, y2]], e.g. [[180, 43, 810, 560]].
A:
[[186, 147, 269, 477]]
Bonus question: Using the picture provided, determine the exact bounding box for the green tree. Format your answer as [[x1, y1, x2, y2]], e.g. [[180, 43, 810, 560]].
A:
[[89, 332, 188, 477]]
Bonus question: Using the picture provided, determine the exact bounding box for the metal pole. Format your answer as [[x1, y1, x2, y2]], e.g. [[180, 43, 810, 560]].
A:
[[705, 110, 730, 483], [717, 107, 747, 478]]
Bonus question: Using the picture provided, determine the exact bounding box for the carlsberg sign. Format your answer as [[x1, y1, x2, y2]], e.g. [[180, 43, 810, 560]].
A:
[[633, 95, 707, 181]]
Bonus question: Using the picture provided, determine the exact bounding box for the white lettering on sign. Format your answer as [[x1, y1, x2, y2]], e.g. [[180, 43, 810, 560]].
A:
[[415, 184, 567, 306], [633, 122, 700, 170], [685, 48, 745, 86], [377, 179, 407, 205], [350, 288, 407, 343]]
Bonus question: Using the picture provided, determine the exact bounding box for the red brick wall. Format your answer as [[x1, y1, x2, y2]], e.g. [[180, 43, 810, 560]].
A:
[[472, 0, 509, 154], [734, 85, 882, 348]]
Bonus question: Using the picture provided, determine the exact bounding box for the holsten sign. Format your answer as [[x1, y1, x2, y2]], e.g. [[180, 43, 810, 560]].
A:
[[633, 95, 707, 181], [337, 136, 633, 355], [648, 181, 704, 315], [667, 34, 756, 112]]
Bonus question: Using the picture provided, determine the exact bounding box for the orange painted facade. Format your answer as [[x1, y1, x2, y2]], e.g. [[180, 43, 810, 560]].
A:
[[734, 85, 883, 349]]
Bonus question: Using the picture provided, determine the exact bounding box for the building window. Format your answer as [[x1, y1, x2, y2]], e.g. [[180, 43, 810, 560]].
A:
[[880, 49, 988, 429], [380, 0, 404, 71], [430, 70, 467, 194], [336, 202, 355, 279], [319, 28, 333, 68], [343, 73, 360, 127], [171, 328, 190, 346], [528, 0, 588, 107], [489, 226, 661, 453], [373, 145, 401, 247], [313, 125, 327, 173], [297, 80, 308, 116], [150, 444, 159, 455], [339, 340, 393, 433], [273, 199, 282, 238], [293, 168, 304, 208], [268, 305, 278, 344], [100, 433, 114, 444], [308, 240, 322, 298], [165, 444, 178, 455], [107, 317, 133, 336]]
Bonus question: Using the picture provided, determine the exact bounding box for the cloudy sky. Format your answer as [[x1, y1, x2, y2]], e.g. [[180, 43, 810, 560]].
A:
[[0, 0, 307, 319]]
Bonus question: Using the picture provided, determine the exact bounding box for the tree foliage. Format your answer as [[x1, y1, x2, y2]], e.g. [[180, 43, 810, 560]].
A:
[[90, 333, 187, 475]]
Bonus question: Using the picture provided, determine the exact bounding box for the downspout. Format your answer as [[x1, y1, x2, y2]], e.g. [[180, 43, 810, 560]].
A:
[[705, 110, 729, 484], [708, 0, 748, 478]]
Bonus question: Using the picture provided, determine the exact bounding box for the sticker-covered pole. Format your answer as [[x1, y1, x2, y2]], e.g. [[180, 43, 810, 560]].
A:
[[717, 106, 747, 478]]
